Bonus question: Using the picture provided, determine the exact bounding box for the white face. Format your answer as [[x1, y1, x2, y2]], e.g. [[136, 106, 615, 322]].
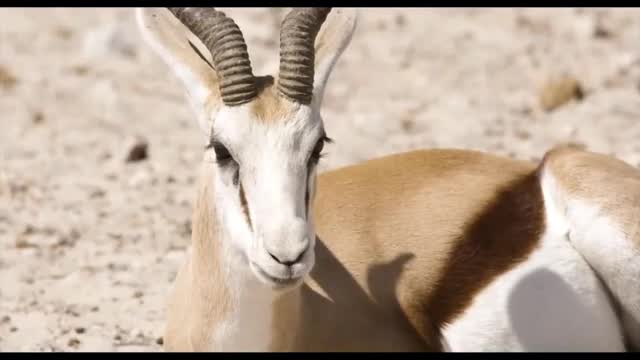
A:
[[209, 102, 327, 290]]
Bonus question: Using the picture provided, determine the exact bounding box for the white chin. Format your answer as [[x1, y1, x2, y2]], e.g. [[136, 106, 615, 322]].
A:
[[249, 262, 305, 291]]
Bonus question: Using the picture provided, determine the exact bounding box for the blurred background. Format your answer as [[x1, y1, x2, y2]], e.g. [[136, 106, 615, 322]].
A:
[[1, 7, 640, 351]]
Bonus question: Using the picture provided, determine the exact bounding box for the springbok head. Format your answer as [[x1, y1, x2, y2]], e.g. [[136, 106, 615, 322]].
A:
[[136, 7, 357, 289]]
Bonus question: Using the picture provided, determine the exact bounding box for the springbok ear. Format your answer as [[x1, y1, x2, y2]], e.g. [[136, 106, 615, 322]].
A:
[[136, 8, 220, 134], [312, 8, 358, 108]]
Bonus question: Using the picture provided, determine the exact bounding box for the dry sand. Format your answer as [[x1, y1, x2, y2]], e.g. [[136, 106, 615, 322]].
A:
[[1, 7, 639, 351]]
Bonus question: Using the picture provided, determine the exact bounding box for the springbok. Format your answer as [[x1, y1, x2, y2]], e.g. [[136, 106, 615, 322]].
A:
[[136, 7, 639, 351]]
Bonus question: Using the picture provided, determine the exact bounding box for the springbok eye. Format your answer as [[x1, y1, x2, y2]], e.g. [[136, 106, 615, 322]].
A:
[[210, 141, 235, 166], [309, 136, 331, 165]]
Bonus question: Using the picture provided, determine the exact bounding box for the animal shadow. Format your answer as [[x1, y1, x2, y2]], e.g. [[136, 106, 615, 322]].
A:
[[291, 239, 429, 351]]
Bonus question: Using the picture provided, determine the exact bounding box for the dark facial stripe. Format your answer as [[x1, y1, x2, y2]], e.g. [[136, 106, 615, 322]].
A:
[[239, 182, 253, 229], [305, 165, 315, 219], [305, 187, 310, 219]]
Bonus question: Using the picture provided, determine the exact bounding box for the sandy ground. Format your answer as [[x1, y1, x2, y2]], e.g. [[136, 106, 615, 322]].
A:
[[1, 7, 640, 352]]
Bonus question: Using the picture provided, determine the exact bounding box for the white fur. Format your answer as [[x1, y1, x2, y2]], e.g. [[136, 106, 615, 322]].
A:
[[212, 105, 322, 286], [136, 8, 219, 133], [200, 104, 324, 351], [311, 8, 358, 108], [210, 243, 277, 351], [566, 200, 640, 349], [541, 170, 640, 349], [442, 178, 625, 351]]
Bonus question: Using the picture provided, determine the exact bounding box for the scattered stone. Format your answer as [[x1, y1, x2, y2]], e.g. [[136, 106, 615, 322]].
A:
[[552, 142, 588, 153], [125, 138, 149, 163], [32, 111, 45, 124], [70, 65, 90, 76], [22, 225, 37, 236], [89, 188, 106, 199], [0, 65, 17, 90], [517, 105, 533, 117], [15, 236, 38, 249], [539, 76, 584, 112], [67, 338, 81, 348], [132, 290, 143, 299], [74, 327, 85, 334], [64, 306, 81, 317], [593, 23, 612, 38], [54, 26, 73, 40], [156, 337, 164, 345], [179, 219, 192, 239], [395, 14, 406, 28], [514, 129, 531, 140], [10, 326, 17, 332], [483, 127, 504, 137], [98, 151, 113, 162], [375, 20, 387, 31], [1, 315, 10, 323], [516, 15, 550, 34], [401, 119, 414, 132], [53, 228, 80, 249]]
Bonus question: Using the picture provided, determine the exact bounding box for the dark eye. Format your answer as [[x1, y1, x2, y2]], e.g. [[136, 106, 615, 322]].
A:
[[309, 137, 329, 164], [211, 141, 234, 166]]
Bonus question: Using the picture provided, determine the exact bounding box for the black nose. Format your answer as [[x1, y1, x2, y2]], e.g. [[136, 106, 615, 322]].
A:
[[268, 248, 307, 266]]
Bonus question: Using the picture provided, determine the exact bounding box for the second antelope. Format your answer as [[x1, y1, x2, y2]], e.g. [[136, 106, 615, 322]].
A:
[[137, 7, 640, 351]]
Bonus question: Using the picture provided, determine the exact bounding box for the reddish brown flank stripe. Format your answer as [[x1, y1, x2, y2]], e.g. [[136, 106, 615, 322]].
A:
[[423, 171, 545, 345]]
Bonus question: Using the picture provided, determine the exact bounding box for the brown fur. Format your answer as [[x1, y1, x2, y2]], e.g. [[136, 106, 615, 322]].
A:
[[165, 149, 546, 351], [158, 7, 551, 352], [164, 162, 232, 351], [542, 145, 640, 234], [250, 76, 296, 123], [273, 149, 543, 351]]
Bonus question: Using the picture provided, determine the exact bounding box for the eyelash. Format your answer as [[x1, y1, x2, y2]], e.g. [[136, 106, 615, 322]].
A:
[[310, 136, 332, 164]]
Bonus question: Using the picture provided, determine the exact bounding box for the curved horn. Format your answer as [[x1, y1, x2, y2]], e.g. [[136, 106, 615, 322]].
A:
[[278, 8, 332, 104], [168, 7, 257, 106]]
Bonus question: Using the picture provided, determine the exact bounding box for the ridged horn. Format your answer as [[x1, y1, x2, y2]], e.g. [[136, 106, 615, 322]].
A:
[[168, 7, 257, 106], [278, 8, 332, 104]]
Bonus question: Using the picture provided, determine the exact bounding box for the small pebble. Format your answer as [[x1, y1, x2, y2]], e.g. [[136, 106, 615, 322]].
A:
[[68, 338, 81, 348], [540, 76, 584, 111], [514, 129, 531, 140], [32, 111, 45, 124], [0, 65, 17, 90], [593, 24, 612, 38], [125, 138, 149, 163]]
